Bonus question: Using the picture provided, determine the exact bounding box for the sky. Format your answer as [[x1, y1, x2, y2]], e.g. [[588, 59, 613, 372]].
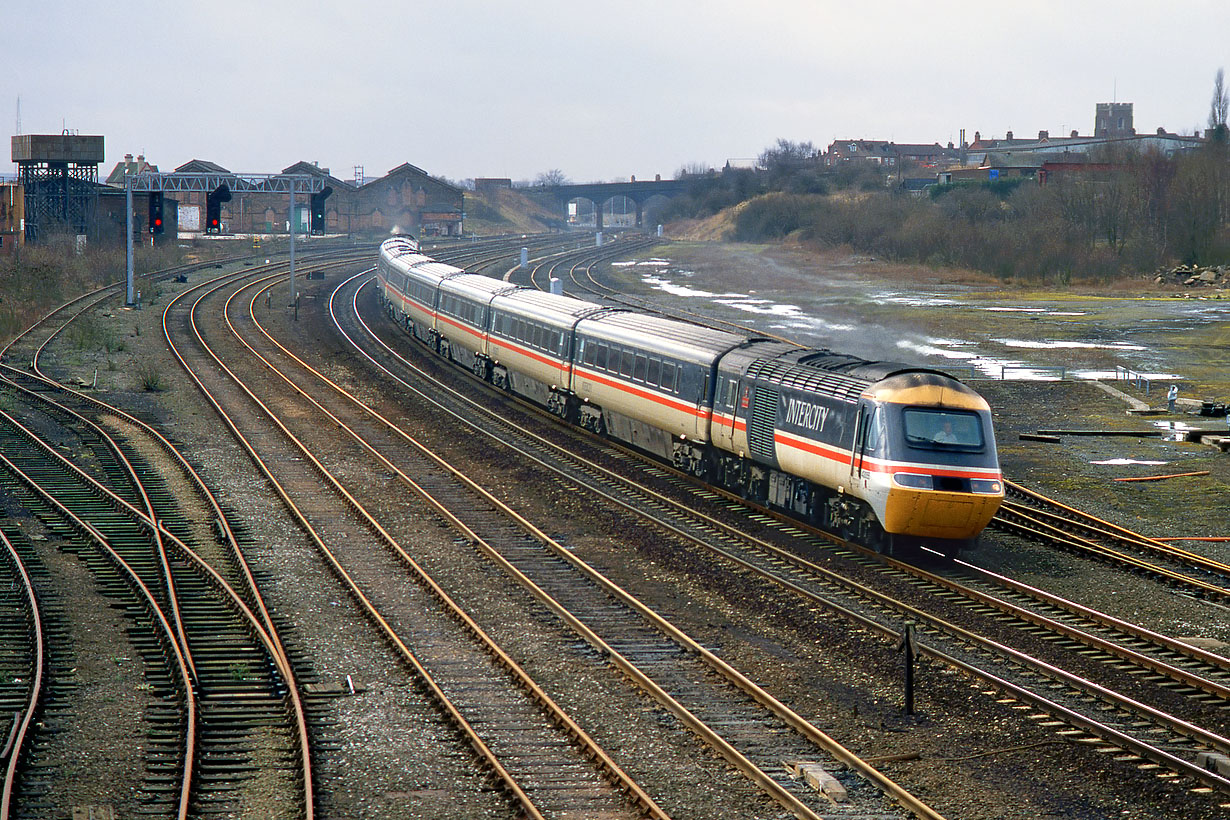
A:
[[7, 1, 1230, 185]]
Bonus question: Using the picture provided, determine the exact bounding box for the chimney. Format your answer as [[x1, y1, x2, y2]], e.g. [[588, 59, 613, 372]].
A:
[[124, 153, 133, 163], [1038, 130, 1048, 140], [137, 154, 144, 164], [974, 131, 981, 142], [1006, 130, 1014, 140], [1071, 129, 1079, 138]]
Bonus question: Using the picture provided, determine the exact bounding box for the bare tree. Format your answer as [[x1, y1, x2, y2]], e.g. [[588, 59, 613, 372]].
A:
[[758, 139, 817, 172], [1209, 68, 1229, 136], [533, 169, 570, 187], [674, 162, 711, 178]]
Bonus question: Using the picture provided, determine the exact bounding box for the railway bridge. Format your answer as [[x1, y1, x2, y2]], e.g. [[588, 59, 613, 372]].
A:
[[535, 178, 688, 230]]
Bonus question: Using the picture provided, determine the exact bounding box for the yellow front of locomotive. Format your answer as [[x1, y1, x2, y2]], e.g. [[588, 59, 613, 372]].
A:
[[867, 375, 1004, 541]]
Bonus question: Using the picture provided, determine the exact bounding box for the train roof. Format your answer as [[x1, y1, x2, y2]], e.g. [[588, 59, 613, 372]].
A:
[[491, 287, 614, 326], [381, 236, 420, 257], [412, 261, 465, 280], [578, 311, 750, 363], [783, 349, 953, 383], [439, 272, 516, 300], [745, 356, 869, 403], [744, 346, 964, 404]]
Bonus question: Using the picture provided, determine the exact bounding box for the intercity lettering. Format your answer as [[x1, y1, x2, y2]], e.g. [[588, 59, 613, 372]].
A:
[[784, 398, 830, 432]]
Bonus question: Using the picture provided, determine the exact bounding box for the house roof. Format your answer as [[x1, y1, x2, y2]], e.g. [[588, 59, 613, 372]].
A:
[[104, 154, 159, 186], [362, 162, 462, 193], [175, 158, 230, 173], [981, 152, 1045, 169], [281, 161, 352, 189]]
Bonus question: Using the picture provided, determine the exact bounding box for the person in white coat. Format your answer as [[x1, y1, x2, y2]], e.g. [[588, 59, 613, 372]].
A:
[[1167, 384, 1178, 413]]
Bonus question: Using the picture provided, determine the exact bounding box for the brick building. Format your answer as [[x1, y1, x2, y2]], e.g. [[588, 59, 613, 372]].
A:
[[167, 159, 464, 237], [0, 182, 23, 255], [823, 140, 960, 167]]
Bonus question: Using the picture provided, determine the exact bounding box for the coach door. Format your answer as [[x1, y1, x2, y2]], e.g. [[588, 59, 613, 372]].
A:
[[850, 403, 876, 489]]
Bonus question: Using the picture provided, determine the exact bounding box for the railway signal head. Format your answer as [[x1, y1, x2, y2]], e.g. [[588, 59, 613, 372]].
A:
[[148, 191, 165, 235], [310, 186, 332, 236], [205, 184, 231, 234]]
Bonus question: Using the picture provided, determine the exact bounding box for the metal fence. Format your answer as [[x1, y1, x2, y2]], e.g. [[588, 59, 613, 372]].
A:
[[1114, 365, 1152, 395]]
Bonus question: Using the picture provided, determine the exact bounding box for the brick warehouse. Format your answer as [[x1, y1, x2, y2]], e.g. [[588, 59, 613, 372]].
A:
[[162, 159, 464, 238]]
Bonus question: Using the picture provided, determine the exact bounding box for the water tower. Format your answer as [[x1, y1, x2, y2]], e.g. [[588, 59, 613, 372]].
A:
[[11, 132, 104, 242]]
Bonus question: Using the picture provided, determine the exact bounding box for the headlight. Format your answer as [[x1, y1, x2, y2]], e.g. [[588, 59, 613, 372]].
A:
[[893, 473, 933, 489], [969, 479, 1003, 494]]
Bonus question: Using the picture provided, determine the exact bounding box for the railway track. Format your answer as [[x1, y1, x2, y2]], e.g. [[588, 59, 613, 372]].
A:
[[0, 252, 344, 818], [320, 266, 945, 817], [0, 367, 313, 818], [206, 247, 944, 817], [165, 249, 683, 819], [335, 246, 1230, 809], [996, 480, 1230, 603]]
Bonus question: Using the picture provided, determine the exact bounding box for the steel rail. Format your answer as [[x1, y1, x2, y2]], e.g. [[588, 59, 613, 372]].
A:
[[995, 502, 1230, 604], [330, 271, 945, 819], [1005, 479, 1230, 581], [166, 269, 555, 820], [0, 389, 320, 815], [166, 263, 578, 820], [230, 273, 674, 820], [0, 451, 198, 820], [0, 529, 44, 820], [341, 268, 1230, 798], [954, 558, 1230, 673]]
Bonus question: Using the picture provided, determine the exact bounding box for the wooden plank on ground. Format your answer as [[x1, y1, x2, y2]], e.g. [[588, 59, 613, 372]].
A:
[[1112, 470, 1210, 482]]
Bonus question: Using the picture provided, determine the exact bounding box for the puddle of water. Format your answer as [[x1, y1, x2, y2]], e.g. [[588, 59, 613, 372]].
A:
[[718, 300, 805, 318], [1150, 419, 1205, 441], [872, 292, 959, 306], [623, 259, 1194, 383], [995, 338, 1146, 351], [611, 259, 671, 268], [640, 275, 744, 299], [1070, 369, 1182, 380], [983, 307, 1088, 316]]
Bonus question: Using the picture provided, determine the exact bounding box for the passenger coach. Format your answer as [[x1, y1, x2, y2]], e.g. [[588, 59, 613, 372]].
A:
[[572, 312, 748, 474], [375, 238, 1004, 554]]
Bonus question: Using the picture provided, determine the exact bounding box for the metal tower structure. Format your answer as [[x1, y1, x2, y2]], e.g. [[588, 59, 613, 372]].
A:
[[11, 133, 104, 242]]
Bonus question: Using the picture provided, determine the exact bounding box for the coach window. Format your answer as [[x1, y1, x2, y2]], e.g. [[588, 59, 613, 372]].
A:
[[633, 354, 647, 382], [864, 407, 881, 451], [661, 362, 677, 393], [594, 344, 607, 370], [646, 357, 661, 387], [619, 349, 634, 378]]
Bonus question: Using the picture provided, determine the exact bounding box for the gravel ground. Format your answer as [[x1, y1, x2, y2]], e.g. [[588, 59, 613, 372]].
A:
[[6, 248, 1230, 820]]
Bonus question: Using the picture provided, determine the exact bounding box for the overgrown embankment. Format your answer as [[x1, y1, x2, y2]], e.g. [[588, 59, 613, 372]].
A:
[[0, 237, 213, 345], [662, 142, 1230, 285]]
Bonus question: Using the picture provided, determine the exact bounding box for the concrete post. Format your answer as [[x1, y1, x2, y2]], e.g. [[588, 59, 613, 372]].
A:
[[125, 177, 135, 305]]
